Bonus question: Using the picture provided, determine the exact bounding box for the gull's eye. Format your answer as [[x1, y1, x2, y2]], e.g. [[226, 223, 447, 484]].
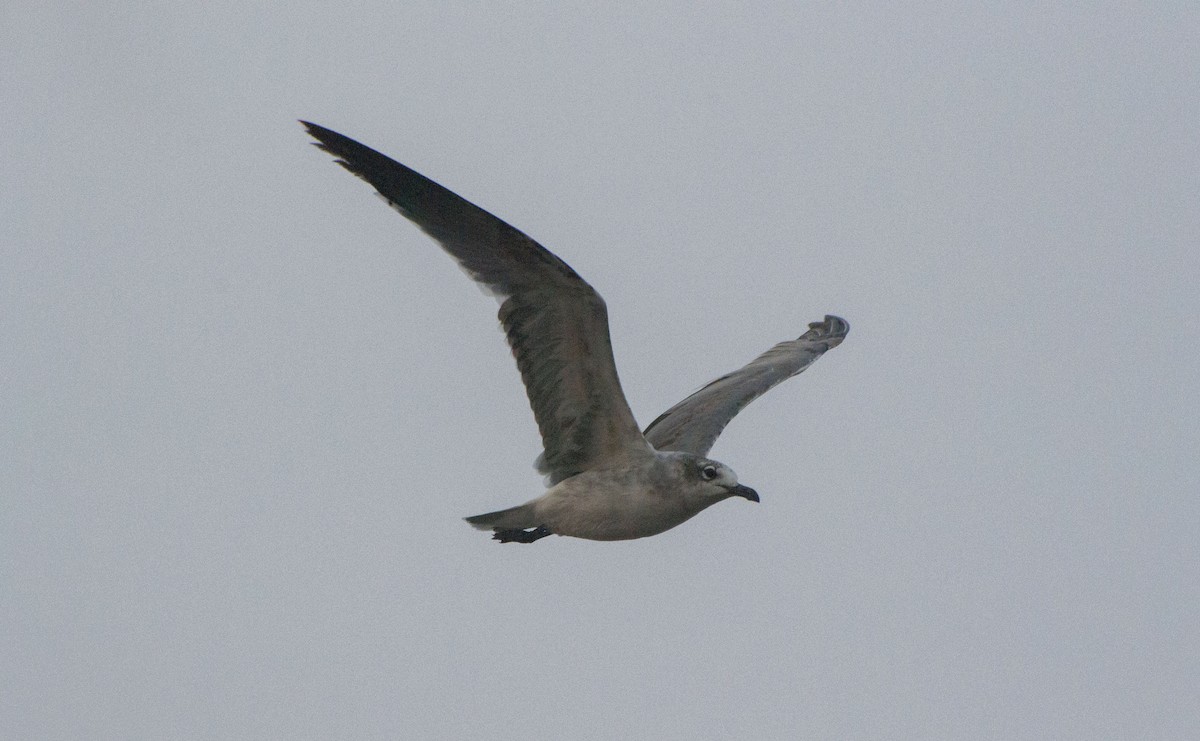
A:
[[701, 465, 718, 481]]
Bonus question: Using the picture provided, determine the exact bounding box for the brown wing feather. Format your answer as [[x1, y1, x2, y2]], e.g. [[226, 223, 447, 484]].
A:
[[303, 122, 652, 483]]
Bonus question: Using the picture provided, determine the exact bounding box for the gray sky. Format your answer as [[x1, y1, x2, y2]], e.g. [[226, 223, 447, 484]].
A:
[[4, 3, 1198, 739]]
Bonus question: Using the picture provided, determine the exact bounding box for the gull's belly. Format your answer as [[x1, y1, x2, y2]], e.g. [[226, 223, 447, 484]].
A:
[[533, 480, 704, 541]]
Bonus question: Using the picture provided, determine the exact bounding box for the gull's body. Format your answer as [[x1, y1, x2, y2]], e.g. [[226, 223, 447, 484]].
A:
[[303, 121, 848, 543]]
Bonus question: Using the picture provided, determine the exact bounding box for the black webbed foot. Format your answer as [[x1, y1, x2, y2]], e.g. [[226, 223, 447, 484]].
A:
[[492, 525, 553, 543]]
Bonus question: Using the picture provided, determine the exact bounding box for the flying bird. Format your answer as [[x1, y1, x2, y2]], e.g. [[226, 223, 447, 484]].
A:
[[303, 121, 848, 543]]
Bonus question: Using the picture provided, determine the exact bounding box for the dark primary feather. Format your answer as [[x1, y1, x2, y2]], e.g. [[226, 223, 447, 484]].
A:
[[302, 121, 652, 484], [643, 315, 849, 456]]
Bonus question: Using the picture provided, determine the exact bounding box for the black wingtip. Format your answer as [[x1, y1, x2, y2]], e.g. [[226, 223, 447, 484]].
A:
[[300, 120, 388, 185], [300, 120, 344, 156], [298, 119, 323, 140], [298, 119, 324, 135], [300, 120, 332, 156]]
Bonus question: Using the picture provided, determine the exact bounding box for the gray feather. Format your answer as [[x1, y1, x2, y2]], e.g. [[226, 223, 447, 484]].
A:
[[643, 316, 849, 455]]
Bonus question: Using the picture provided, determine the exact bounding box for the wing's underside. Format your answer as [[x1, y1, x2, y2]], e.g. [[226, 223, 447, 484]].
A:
[[643, 315, 849, 455]]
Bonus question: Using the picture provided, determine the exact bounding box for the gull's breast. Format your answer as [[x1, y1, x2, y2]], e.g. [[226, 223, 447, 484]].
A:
[[532, 469, 706, 541]]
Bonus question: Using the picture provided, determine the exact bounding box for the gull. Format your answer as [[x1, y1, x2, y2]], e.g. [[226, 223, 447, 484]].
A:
[[303, 121, 848, 543]]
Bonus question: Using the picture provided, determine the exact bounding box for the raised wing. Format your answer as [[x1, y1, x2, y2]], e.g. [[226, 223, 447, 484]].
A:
[[303, 122, 653, 484], [643, 315, 848, 455]]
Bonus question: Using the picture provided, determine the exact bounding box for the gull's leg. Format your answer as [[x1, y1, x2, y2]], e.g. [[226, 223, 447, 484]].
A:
[[492, 525, 553, 544]]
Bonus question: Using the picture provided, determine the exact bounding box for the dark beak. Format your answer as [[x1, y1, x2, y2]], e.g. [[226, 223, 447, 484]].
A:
[[728, 484, 759, 502]]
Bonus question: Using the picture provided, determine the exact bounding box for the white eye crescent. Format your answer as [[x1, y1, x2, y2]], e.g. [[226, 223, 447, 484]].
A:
[[701, 465, 718, 481]]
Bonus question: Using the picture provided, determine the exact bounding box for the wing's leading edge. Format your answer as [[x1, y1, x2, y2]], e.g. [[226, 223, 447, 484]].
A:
[[303, 122, 653, 484]]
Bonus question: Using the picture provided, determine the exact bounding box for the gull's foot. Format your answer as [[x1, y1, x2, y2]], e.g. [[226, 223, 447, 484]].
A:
[[493, 525, 553, 544]]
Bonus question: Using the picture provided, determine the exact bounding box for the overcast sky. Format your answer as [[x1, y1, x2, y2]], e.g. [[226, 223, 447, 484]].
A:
[[4, 3, 1198, 739]]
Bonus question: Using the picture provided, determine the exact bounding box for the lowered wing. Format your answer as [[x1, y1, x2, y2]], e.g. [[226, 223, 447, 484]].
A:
[[643, 315, 848, 455]]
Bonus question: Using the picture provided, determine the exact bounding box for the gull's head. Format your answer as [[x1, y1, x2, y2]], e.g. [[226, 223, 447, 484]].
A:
[[690, 457, 759, 503]]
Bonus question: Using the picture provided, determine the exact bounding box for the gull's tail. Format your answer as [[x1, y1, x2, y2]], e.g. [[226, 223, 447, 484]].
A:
[[464, 502, 538, 531]]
